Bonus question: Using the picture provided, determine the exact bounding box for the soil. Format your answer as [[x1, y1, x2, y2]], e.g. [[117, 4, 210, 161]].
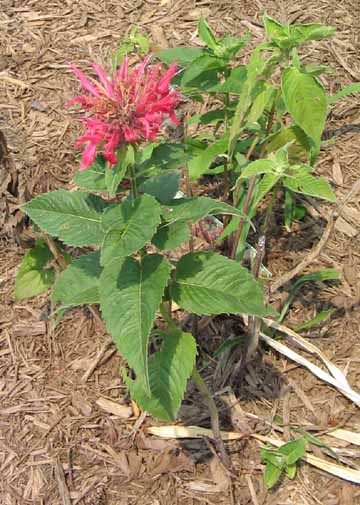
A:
[[1, 1, 360, 504]]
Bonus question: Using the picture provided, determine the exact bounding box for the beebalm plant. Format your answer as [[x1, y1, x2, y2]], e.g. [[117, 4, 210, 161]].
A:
[[15, 15, 360, 433], [17, 52, 271, 424]]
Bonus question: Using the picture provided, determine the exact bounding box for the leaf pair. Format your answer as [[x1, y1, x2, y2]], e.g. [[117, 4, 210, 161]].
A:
[[261, 438, 307, 488]]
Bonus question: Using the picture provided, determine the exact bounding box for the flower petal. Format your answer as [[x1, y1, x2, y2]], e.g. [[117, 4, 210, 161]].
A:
[[92, 63, 115, 98]]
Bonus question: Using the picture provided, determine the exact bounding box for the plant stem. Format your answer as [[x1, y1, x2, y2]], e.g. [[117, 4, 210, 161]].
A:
[[192, 366, 232, 469], [129, 163, 138, 200], [223, 94, 231, 202], [233, 135, 260, 207], [230, 176, 257, 260], [42, 233, 67, 270], [261, 182, 279, 236], [159, 302, 175, 331]]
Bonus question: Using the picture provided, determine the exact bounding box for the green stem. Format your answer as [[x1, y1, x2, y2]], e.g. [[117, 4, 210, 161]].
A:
[[230, 176, 257, 260], [129, 163, 138, 200], [159, 302, 176, 331], [192, 366, 232, 469], [261, 182, 280, 236]]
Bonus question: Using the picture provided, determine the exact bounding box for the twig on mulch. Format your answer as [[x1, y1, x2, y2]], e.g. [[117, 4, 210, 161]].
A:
[[81, 338, 114, 383], [81, 305, 114, 382], [270, 179, 360, 293], [54, 457, 72, 505], [42, 233, 68, 270]]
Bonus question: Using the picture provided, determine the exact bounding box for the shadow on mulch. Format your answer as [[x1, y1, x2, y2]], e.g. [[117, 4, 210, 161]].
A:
[[176, 318, 285, 465]]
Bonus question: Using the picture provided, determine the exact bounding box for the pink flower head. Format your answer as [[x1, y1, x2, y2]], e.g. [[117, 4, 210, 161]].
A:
[[68, 57, 181, 171]]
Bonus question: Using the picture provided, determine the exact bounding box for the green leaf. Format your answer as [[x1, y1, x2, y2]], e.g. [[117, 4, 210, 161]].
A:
[[23, 190, 107, 247], [263, 14, 285, 42], [188, 134, 228, 179], [240, 159, 278, 179], [281, 68, 327, 150], [198, 17, 218, 50], [15, 239, 55, 300], [105, 146, 134, 197], [101, 195, 161, 266], [278, 438, 307, 466], [284, 171, 336, 202], [138, 143, 187, 175], [52, 252, 102, 308], [264, 462, 283, 489], [278, 268, 340, 323], [218, 65, 247, 94], [265, 126, 312, 163], [294, 308, 336, 332], [181, 55, 227, 88], [215, 33, 250, 59], [285, 464, 297, 479], [152, 221, 189, 250], [327, 82, 360, 105], [228, 51, 266, 156], [247, 83, 276, 124], [171, 252, 271, 317], [124, 329, 197, 420], [156, 47, 205, 67], [289, 24, 336, 44], [161, 197, 243, 223], [253, 173, 281, 206], [100, 254, 171, 393], [303, 64, 333, 76], [74, 155, 107, 192], [187, 108, 226, 127], [138, 172, 181, 203]]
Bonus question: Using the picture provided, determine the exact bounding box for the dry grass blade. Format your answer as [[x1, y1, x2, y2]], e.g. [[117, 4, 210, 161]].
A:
[[327, 429, 360, 447], [259, 331, 360, 406], [147, 425, 246, 441], [262, 318, 350, 388]]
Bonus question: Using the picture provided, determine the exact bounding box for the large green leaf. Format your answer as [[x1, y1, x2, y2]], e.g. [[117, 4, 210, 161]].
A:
[[253, 173, 282, 206], [228, 51, 266, 156], [73, 155, 107, 192], [265, 126, 312, 162], [247, 83, 275, 124], [124, 329, 197, 421], [161, 196, 243, 223], [263, 14, 285, 42], [284, 167, 336, 202], [152, 221, 190, 250], [52, 252, 102, 308], [281, 68, 327, 150], [171, 252, 270, 317], [188, 133, 228, 179], [217, 65, 247, 94], [99, 254, 170, 393], [289, 24, 336, 44], [181, 55, 227, 88], [138, 143, 187, 176], [138, 172, 181, 203], [15, 239, 55, 300], [240, 159, 277, 179], [23, 190, 107, 247], [101, 195, 161, 266], [156, 47, 205, 67]]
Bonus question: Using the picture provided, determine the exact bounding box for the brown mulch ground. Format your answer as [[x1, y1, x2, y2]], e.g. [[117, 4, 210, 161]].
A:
[[1, 1, 360, 504]]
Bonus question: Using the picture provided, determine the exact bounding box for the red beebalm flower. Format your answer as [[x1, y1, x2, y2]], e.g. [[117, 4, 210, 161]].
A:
[[69, 56, 181, 171]]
